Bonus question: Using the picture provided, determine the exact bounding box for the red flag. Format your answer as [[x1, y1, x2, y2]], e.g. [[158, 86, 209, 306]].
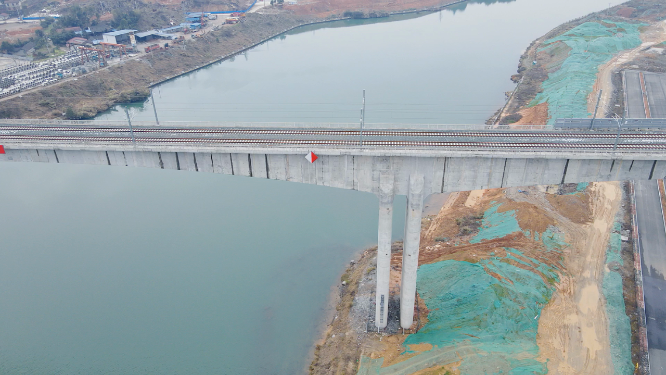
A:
[[305, 151, 318, 163], [0, 145, 4, 154]]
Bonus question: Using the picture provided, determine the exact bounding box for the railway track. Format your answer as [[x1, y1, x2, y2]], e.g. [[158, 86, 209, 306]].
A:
[[1, 125, 666, 140], [2, 134, 666, 151]]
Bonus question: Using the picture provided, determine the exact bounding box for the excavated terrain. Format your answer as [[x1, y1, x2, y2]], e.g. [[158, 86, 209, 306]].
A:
[[311, 182, 641, 375]]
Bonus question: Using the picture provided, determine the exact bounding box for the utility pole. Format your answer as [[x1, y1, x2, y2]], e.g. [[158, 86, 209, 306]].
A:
[[590, 89, 602, 130], [150, 89, 160, 125], [612, 113, 624, 152], [360, 89, 365, 146], [124, 107, 136, 145]]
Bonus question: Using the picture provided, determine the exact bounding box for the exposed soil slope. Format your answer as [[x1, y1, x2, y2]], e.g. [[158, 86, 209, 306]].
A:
[[494, 0, 666, 125], [311, 183, 641, 375]]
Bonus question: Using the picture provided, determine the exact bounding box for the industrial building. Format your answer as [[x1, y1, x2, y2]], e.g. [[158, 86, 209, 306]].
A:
[[102, 30, 137, 45]]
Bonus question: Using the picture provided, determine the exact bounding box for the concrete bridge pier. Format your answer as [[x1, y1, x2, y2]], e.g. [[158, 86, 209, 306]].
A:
[[375, 171, 394, 329], [400, 173, 425, 329]]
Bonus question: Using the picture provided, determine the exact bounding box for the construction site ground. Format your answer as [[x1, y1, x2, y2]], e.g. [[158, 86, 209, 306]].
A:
[[310, 182, 641, 375], [494, 0, 666, 126]]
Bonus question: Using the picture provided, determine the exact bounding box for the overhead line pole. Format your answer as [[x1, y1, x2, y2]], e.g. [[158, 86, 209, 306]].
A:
[[124, 107, 136, 145], [150, 89, 160, 125], [360, 89, 365, 146], [590, 89, 602, 130]]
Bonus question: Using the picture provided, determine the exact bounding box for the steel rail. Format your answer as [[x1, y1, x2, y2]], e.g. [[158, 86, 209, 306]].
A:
[[1, 125, 666, 140], [3, 134, 666, 151]]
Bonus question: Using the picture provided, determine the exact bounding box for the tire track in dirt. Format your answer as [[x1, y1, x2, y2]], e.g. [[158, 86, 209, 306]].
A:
[[535, 182, 620, 374]]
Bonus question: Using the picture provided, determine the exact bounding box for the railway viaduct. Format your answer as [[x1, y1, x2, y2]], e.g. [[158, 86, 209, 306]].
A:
[[2, 120, 666, 330]]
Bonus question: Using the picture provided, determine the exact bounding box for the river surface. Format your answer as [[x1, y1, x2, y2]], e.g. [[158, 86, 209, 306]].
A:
[[1, 0, 624, 373]]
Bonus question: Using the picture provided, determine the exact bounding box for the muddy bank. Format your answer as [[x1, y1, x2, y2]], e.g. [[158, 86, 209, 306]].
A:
[[311, 183, 643, 375], [0, 12, 314, 119], [491, 0, 666, 125], [0, 0, 462, 120]]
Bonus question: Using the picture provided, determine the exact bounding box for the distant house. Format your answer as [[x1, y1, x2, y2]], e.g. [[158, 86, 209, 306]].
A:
[[56, 26, 83, 35], [3, 0, 21, 12], [160, 25, 184, 33], [135, 30, 159, 43], [66, 37, 88, 48], [64, 26, 83, 35]]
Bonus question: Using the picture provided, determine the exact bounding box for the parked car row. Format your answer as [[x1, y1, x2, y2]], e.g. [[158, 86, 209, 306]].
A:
[[0, 51, 86, 99]]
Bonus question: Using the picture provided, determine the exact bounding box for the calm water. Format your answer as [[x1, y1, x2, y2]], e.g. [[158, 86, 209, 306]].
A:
[[2, 0, 624, 373], [100, 0, 623, 125]]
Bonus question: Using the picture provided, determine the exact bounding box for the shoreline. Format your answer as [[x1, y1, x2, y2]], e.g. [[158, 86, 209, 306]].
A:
[[305, 193, 448, 373], [152, 0, 469, 88], [0, 0, 467, 119], [303, 244, 376, 374], [310, 183, 642, 374], [490, 0, 666, 126]]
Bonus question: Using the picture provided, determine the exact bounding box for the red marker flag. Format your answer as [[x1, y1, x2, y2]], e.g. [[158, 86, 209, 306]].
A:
[[305, 151, 318, 163], [0, 145, 4, 154]]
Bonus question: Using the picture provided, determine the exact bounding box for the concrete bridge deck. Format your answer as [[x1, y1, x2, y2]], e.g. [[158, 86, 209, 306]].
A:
[[3, 120, 666, 331]]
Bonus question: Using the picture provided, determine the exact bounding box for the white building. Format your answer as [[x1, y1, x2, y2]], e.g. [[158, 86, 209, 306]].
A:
[[102, 30, 137, 45]]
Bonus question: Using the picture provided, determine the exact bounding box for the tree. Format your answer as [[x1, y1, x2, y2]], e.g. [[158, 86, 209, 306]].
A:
[[48, 30, 75, 45], [40, 16, 55, 29], [34, 29, 47, 49], [57, 5, 91, 28], [65, 107, 80, 120], [112, 10, 141, 30], [0, 41, 13, 53]]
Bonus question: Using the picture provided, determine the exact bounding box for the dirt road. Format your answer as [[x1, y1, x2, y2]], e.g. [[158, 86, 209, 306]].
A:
[[535, 182, 621, 374]]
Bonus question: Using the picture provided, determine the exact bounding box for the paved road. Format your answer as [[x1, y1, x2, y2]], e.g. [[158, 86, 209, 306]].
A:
[[625, 71, 647, 118], [635, 179, 666, 374], [625, 70, 666, 119], [646, 73, 666, 119]]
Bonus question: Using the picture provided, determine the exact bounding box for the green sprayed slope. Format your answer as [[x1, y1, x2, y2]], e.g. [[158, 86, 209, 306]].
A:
[[530, 21, 644, 124], [603, 222, 633, 375], [403, 253, 557, 374], [357, 196, 632, 375]]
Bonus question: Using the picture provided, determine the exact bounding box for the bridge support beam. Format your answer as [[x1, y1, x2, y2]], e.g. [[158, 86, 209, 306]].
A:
[[400, 173, 424, 329], [375, 171, 394, 329]]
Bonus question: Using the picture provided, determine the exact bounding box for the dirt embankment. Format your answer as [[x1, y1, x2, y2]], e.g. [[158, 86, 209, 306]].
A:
[[311, 182, 642, 375], [492, 0, 666, 126], [0, 0, 461, 120], [287, 0, 462, 19], [0, 12, 314, 119]]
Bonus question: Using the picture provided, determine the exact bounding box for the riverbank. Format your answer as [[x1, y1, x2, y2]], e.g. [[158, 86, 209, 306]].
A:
[[312, 182, 642, 374], [492, 0, 666, 125], [0, 0, 464, 120]]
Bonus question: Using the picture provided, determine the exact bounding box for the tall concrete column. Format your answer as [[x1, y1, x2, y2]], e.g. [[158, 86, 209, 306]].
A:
[[400, 173, 424, 329], [375, 171, 394, 329]]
